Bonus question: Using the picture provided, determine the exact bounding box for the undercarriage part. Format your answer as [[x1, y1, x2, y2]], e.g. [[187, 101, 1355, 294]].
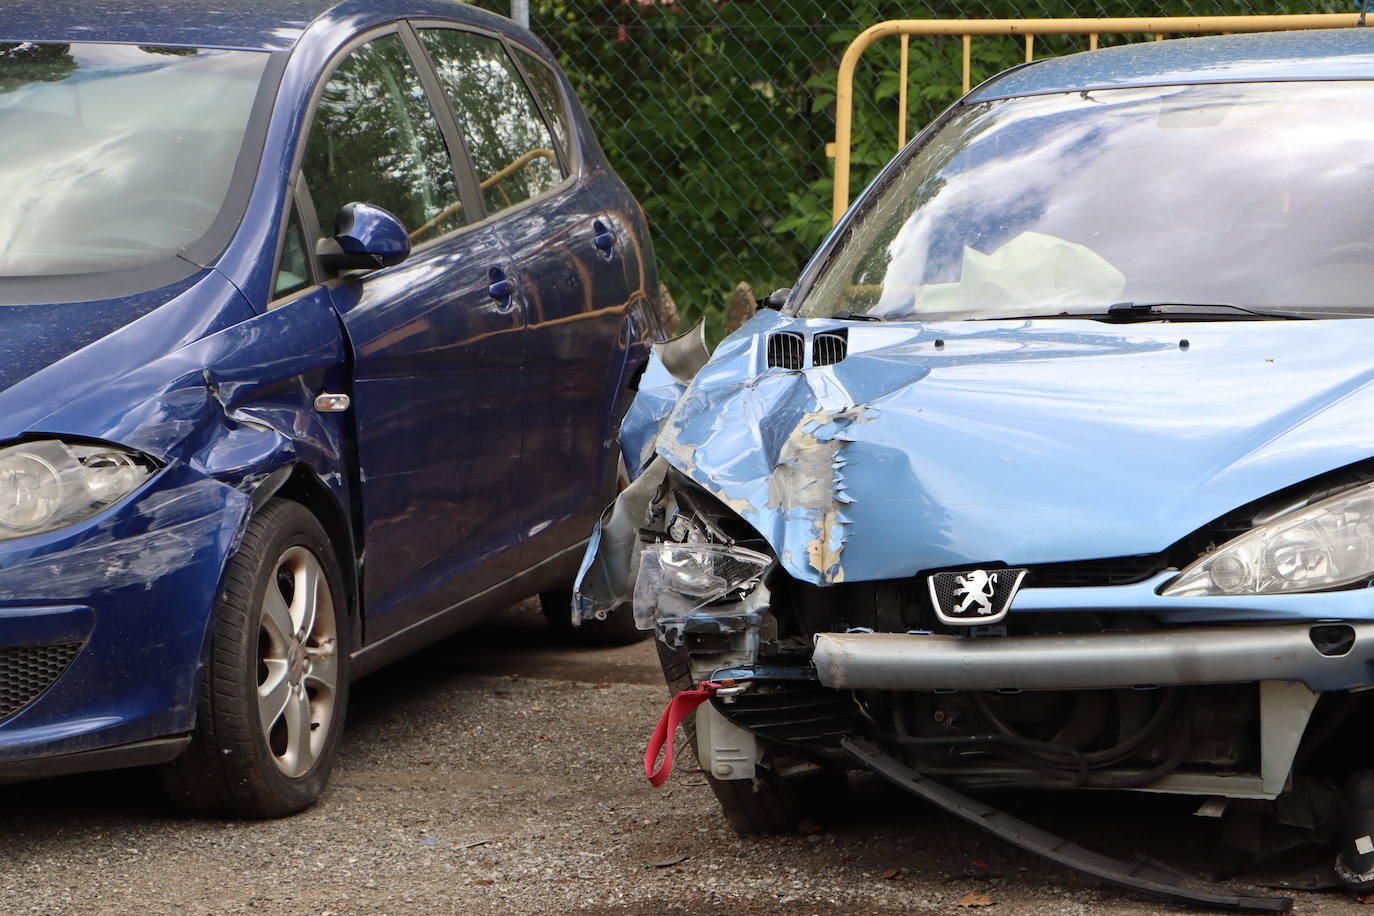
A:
[[658, 640, 848, 834], [812, 623, 1374, 693], [870, 679, 1314, 799], [842, 737, 1294, 913], [884, 688, 1192, 790], [696, 700, 760, 780], [1335, 771, 1374, 892]]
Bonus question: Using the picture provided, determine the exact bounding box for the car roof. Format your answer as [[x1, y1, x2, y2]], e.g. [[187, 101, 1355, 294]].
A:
[[0, 0, 512, 52], [971, 27, 1374, 100]]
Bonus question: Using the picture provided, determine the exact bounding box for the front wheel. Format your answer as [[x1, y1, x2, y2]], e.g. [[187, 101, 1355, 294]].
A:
[[161, 499, 349, 818]]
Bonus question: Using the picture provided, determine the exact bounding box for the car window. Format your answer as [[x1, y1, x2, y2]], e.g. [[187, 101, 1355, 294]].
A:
[[302, 33, 465, 246], [418, 29, 564, 216], [272, 208, 310, 299], [513, 49, 571, 167]]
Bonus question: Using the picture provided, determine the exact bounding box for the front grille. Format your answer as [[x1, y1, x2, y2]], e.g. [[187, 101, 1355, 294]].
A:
[[765, 331, 806, 370], [0, 643, 81, 723], [812, 330, 848, 367], [1022, 554, 1168, 588], [720, 684, 860, 751]]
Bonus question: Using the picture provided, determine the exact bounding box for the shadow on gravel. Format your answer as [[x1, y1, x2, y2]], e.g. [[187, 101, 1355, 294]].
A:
[[346, 598, 661, 733], [0, 598, 653, 827]]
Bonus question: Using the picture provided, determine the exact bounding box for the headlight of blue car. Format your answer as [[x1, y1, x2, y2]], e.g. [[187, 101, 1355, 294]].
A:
[[0, 440, 156, 539], [1164, 481, 1374, 596]]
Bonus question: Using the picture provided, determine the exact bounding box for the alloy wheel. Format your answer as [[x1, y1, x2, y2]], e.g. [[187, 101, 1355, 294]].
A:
[[256, 546, 339, 778]]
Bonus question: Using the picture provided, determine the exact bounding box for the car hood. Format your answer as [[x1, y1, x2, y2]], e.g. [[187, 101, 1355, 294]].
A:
[[0, 270, 255, 442], [645, 310, 1374, 585]]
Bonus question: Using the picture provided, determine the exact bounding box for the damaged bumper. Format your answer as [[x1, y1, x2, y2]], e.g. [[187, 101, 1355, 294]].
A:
[[0, 461, 248, 766]]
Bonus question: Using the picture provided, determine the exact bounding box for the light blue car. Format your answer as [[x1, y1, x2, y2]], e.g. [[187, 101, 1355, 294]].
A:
[[576, 28, 1374, 908]]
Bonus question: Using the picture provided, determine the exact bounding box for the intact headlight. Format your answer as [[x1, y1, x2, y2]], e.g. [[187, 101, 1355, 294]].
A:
[[632, 543, 772, 629], [0, 440, 156, 539], [1163, 480, 1374, 597]]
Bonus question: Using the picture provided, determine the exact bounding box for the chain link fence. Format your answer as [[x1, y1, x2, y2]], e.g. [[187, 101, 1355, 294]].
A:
[[472, 0, 1345, 336]]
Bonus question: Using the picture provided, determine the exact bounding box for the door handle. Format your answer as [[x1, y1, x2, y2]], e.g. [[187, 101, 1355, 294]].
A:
[[593, 219, 615, 258], [488, 266, 515, 302]]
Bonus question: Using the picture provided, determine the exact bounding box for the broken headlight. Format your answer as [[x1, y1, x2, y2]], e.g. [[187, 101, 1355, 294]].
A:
[[0, 440, 156, 539], [1164, 480, 1374, 597], [633, 543, 772, 628]]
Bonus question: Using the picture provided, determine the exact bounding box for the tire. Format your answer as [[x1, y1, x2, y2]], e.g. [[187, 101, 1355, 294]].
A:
[[161, 498, 350, 818], [540, 588, 647, 646], [656, 640, 846, 834]]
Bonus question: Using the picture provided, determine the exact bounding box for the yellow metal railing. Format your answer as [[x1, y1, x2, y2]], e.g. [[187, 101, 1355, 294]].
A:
[[829, 15, 1362, 224]]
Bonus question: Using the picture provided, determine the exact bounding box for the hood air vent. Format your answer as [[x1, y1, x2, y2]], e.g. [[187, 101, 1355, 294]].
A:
[[812, 329, 848, 367], [766, 331, 805, 370]]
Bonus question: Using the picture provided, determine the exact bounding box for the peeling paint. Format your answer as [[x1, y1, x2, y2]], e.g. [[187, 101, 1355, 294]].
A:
[[768, 407, 872, 582]]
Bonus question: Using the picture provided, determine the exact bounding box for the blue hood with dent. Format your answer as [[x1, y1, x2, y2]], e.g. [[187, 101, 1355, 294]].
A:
[[637, 310, 1374, 586]]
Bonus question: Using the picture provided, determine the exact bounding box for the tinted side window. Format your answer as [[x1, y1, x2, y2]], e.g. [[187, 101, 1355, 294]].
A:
[[273, 208, 310, 298], [514, 49, 571, 166], [418, 29, 564, 215], [302, 34, 466, 244]]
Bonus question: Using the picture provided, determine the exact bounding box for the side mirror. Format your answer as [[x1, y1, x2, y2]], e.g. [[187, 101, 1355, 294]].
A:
[[315, 202, 411, 273], [760, 287, 791, 310]]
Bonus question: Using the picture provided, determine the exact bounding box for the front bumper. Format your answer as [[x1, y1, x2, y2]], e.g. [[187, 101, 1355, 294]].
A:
[[0, 462, 249, 768], [813, 621, 1374, 693]]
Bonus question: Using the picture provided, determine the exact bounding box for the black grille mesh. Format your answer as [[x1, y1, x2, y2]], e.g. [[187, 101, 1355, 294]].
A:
[[1023, 555, 1168, 588], [765, 331, 805, 370], [812, 330, 848, 367], [718, 686, 859, 750], [0, 643, 81, 723]]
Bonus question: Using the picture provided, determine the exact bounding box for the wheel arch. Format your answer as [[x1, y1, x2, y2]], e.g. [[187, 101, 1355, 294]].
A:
[[260, 463, 362, 652]]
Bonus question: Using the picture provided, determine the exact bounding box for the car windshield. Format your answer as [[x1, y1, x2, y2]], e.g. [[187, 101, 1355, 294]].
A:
[[795, 81, 1374, 321], [0, 42, 270, 278]]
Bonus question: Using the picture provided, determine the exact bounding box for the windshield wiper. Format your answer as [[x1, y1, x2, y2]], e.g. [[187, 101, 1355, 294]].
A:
[[829, 310, 884, 321], [989, 302, 1319, 322]]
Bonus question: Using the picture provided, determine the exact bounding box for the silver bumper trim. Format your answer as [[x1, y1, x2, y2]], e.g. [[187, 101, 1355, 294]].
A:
[[811, 623, 1374, 693]]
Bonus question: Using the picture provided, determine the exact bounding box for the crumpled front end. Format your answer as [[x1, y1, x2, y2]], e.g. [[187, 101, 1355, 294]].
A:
[[576, 312, 1374, 898]]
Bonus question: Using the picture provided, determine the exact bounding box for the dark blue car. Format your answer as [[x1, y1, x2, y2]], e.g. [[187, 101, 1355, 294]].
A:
[[0, 0, 661, 815]]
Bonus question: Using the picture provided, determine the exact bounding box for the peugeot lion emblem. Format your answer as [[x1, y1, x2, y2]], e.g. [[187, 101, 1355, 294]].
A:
[[927, 567, 1028, 625]]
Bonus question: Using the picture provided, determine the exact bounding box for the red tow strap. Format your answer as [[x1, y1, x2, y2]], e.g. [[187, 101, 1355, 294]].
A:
[[645, 680, 720, 787]]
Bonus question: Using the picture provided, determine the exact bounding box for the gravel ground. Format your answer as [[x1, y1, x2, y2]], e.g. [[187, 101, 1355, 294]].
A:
[[0, 599, 1369, 915]]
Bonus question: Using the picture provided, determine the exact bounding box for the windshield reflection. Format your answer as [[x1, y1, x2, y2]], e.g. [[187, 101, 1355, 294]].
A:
[[0, 42, 268, 278], [799, 82, 1374, 320]]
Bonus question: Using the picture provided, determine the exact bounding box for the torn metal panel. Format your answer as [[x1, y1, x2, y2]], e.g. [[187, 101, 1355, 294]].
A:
[[619, 356, 687, 482], [618, 322, 712, 481], [573, 457, 669, 623]]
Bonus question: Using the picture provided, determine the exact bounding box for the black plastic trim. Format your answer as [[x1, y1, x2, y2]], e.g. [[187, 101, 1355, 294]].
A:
[[0, 735, 191, 784]]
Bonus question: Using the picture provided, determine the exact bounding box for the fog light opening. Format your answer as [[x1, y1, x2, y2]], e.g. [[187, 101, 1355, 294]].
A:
[[1310, 623, 1357, 658]]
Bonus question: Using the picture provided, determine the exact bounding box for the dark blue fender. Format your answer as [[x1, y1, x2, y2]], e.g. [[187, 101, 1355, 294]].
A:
[[0, 293, 352, 761]]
